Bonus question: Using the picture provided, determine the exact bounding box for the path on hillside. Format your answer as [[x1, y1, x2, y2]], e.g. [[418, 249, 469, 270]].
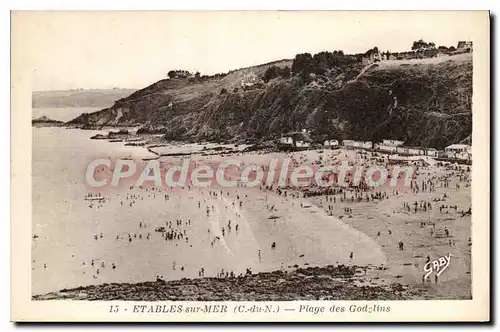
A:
[[347, 63, 376, 84]]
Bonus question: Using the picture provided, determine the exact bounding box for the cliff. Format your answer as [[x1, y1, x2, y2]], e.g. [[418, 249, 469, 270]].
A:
[[67, 53, 472, 149]]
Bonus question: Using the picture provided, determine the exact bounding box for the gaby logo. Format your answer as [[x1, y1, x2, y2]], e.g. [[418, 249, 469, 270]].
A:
[[424, 254, 451, 281]]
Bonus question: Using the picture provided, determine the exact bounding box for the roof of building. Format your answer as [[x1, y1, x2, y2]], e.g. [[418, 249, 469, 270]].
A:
[[403, 146, 425, 149], [282, 132, 313, 142], [446, 144, 470, 149]]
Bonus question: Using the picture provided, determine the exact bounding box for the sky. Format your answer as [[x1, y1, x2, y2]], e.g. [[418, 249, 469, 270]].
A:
[[12, 11, 483, 91]]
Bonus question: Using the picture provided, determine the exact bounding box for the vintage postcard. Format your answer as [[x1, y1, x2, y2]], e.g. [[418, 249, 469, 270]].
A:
[[11, 11, 490, 322]]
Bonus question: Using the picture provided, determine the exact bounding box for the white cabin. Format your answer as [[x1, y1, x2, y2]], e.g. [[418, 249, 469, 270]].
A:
[[353, 141, 373, 149], [296, 140, 310, 148], [445, 144, 471, 159], [324, 140, 339, 147], [280, 136, 294, 145], [342, 140, 372, 149], [382, 139, 405, 147], [426, 148, 438, 157], [408, 147, 425, 156], [378, 144, 397, 152], [342, 140, 355, 147], [396, 146, 409, 154]]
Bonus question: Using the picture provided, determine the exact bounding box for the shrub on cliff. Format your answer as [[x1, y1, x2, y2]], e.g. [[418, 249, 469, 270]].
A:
[[291, 51, 361, 83], [167, 70, 191, 79], [263, 65, 291, 83]]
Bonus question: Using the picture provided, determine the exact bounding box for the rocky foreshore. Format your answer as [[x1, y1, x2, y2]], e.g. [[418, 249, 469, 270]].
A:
[[33, 265, 423, 301]]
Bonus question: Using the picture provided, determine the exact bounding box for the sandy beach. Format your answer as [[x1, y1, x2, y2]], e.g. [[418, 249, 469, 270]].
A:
[[32, 128, 471, 299]]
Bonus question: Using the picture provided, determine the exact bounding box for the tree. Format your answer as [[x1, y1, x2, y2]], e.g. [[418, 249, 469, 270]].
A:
[[411, 39, 436, 51], [280, 66, 291, 78], [263, 66, 279, 83], [167, 70, 177, 78], [167, 70, 191, 79], [291, 53, 315, 76]]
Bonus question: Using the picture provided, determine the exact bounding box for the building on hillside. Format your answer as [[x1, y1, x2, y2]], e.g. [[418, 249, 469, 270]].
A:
[[280, 131, 312, 148], [357, 141, 373, 149], [457, 41, 473, 51], [433, 150, 445, 158], [376, 139, 404, 153], [445, 144, 470, 159], [296, 140, 311, 148], [342, 140, 355, 147], [426, 148, 438, 157], [241, 72, 263, 90], [382, 139, 405, 146], [324, 140, 339, 147], [407, 147, 425, 156], [392, 145, 426, 156], [343, 140, 372, 149], [279, 136, 294, 145], [377, 144, 397, 153], [396, 146, 409, 155]]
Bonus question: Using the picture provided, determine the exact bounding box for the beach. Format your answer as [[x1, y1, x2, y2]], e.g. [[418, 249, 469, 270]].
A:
[[32, 127, 471, 299]]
